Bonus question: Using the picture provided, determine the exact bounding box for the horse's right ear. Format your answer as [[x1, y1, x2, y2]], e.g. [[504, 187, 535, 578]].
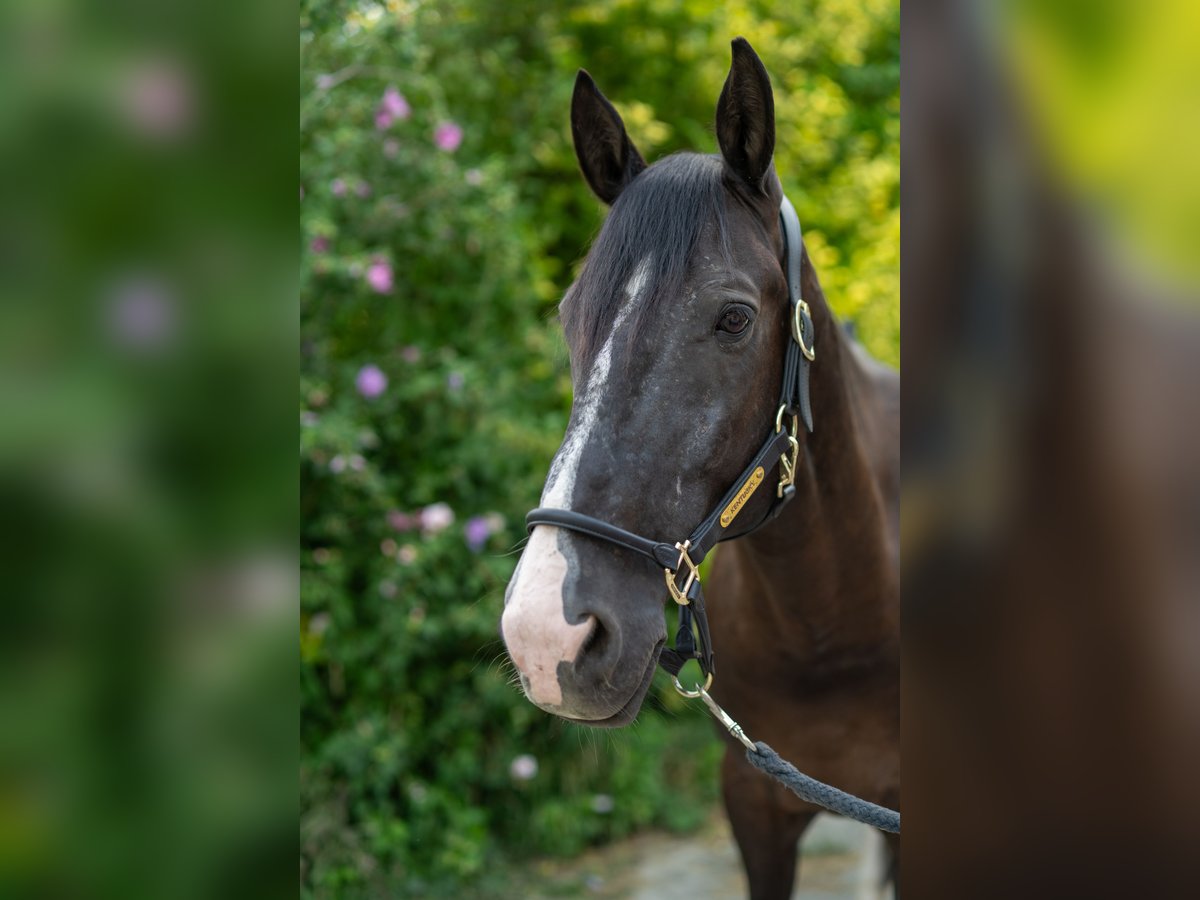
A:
[[571, 70, 647, 205], [716, 38, 776, 191]]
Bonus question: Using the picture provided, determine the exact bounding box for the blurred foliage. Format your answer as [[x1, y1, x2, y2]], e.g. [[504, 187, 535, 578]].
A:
[[300, 0, 898, 895], [0, 1, 296, 898], [1006, 0, 1200, 291]]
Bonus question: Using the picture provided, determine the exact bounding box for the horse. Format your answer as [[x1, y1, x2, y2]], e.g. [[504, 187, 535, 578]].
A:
[[500, 39, 900, 899]]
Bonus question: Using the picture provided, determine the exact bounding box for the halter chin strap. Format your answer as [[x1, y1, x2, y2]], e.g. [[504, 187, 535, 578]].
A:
[[526, 194, 815, 688]]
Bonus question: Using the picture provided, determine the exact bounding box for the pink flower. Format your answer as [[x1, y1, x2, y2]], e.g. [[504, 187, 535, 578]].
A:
[[309, 235, 330, 254], [355, 364, 388, 398], [375, 87, 410, 132], [331, 178, 347, 197], [366, 259, 393, 294], [383, 87, 410, 118], [355, 181, 371, 198], [510, 755, 538, 781], [109, 276, 175, 350], [419, 502, 455, 534], [122, 57, 194, 140], [434, 121, 463, 152], [388, 510, 417, 532]]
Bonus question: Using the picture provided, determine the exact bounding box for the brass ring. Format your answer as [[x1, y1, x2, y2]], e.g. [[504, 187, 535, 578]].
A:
[[776, 405, 799, 437], [792, 300, 816, 361]]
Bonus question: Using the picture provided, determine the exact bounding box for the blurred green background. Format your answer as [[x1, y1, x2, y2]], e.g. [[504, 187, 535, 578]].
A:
[[300, 0, 897, 896], [2, 0, 1195, 894]]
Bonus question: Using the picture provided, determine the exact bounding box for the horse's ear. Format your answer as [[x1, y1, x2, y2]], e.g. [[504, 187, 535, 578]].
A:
[[716, 37, 776, 191], [571, 69, 647, 205]]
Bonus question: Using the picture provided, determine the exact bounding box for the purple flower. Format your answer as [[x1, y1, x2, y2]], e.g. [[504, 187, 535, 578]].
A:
[[366, 259, 393, 294], [434, 121, 463, 152], [464, 515, 492, 553], [309, 235, 330, 254], [447, 371, 465, 392], [354, 181, 371, 198], [355, 364, 388, 398], [331, 178, 347, 197], [329, 455, 347, 474]]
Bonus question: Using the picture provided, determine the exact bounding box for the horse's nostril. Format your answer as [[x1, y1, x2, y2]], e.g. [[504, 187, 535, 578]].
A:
[[579, 614, 603, 656], [574, 612, 624, 672]]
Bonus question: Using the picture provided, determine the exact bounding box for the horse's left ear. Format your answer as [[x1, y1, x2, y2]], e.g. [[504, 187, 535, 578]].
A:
[[716, 37, 776, 191], [571, 69, 647, 205]]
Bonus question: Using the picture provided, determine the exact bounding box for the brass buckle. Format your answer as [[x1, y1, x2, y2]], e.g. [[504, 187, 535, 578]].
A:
[[792, 299, 816, 361], [775, 405, 800, 498], [664, 539, 699, 606]]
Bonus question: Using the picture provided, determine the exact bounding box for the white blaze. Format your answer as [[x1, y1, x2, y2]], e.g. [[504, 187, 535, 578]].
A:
[[502, 258, 650, 707], [541, 258, 648, 508]]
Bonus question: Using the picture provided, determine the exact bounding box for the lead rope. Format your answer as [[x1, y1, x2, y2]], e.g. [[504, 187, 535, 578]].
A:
[[682, 684, 900, 834]]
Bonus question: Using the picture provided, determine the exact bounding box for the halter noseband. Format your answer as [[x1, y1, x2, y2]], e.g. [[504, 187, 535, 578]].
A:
[[526, 195, 815, 693]]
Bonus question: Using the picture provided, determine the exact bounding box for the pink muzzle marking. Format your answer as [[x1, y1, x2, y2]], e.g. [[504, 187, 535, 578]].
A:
[[501, 526, 595, 707]]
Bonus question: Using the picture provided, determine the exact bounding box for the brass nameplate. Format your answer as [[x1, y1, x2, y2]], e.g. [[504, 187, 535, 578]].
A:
[[720, 467, 765, 528]]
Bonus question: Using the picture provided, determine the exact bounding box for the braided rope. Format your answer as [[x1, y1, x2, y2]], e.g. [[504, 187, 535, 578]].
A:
[[746, 741, 900, 833]]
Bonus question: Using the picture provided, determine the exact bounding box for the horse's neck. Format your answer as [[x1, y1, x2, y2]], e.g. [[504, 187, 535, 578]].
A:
[[741, 265, 898, 664]]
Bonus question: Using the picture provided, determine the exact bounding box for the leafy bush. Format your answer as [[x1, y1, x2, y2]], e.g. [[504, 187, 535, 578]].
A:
[[300, 0, 898, 895]]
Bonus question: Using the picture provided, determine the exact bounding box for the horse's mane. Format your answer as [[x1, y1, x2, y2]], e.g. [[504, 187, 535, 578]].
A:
[[561, 152, 732, 369]]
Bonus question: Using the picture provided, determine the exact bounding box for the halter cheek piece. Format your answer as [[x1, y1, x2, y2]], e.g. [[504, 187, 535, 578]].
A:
[[526, 195, 815, 694]]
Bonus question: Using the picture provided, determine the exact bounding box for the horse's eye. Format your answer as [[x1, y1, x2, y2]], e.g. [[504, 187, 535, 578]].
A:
[[717, 305, 753, 337]]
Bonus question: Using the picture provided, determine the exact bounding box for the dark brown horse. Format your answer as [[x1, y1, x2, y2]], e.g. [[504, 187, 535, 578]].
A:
[[501, 39, 899, 899]]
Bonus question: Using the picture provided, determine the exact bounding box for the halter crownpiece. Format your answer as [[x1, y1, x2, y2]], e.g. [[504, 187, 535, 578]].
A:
[[526, 194, 814, 690]]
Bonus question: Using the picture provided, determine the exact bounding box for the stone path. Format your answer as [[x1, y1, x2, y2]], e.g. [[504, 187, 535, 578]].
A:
[[524, 812, 894, 899]]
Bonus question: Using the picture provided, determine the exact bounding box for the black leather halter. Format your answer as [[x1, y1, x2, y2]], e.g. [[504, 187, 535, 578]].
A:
[[526, 195, 815, 689]]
